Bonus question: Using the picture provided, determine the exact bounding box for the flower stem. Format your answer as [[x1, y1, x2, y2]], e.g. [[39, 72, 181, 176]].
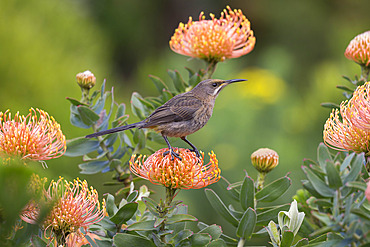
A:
[[159, 187, 178, 243], [256, 172, 266, 191], [361, 65, 370, 82], [203, 60, 218, 79], [81, 88, 91, 105], [237, 237, 246, 247]]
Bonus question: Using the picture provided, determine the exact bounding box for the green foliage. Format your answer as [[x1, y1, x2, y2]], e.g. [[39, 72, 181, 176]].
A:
[[204, 171, 296, 246], [90, 191, 226, 247], [294, 143, 370, 246]]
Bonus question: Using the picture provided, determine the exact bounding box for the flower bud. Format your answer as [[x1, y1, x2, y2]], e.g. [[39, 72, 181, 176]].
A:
[[76, 70, 96, 89], [344, 31, 370, 67], [251, 148, 279, 173]]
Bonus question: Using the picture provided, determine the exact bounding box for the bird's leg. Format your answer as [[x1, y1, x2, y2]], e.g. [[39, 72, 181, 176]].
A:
[[162, 135, 182, 160], [181, 137, 200, 158]]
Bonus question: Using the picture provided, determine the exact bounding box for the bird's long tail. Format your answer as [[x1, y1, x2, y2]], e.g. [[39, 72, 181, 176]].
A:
[[85, 122, 144, 138]]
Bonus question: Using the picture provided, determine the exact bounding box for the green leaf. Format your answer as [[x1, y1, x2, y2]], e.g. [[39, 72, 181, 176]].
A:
[[257, 204, 290, 226], [255, 176, 291, 202], [239, 176, 255, 210], [127, 190, 138, 202], [336, 85, 354, 92], [228, 205, 243, 219], [77, 105, 100, 125], [133, 129, 146, 150], [30, 235, 47, 247], [266, 221, 280, 245], [78, 160, 109, 174], [190, 233, 212, 247], [294, 238, 309, 247], [207, 239, 227, 247], [166, 214, 198, 224], [343, 153, 364, 183], [199, 224, 222, 240], [281, 230, 294, 247], [66, 97, 89, 106], [351, 208, 370, 221], [149, 74, 169, 93], [302, 180, 324, 198], [171, 229, 193, 244], [106, 193, 118, 216], [317, 143, 332, 169], [131, 92, 147, 120], [113, 233, 156, 247], [320, 102, 340, 109], [168, 69, 187, 92], [217, 176, 239, 201], [205, 189, 239, 227], [346, 181, 367, 191], [236, 208, 257, 240], [325, 161, 342, 189], [125, 220, 156, 231], [115, 103, 126, 119], [142, 197, 160, 217], [110, 202, 138, 225], [65, 137, 100, 157], [302, 166, 334, 197], [340, 152, 355, 171]]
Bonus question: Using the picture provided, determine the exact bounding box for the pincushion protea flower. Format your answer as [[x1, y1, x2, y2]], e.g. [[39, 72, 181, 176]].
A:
[[21, 176, 106, 245], [344, 31, 370, 67], [130, 148, 220, 189], [251, 148, 279, 174], [0, 108, 66, 161], [323, 102, 370, 155], [344, 82, 370, 131], [169, 6, 255, 63]]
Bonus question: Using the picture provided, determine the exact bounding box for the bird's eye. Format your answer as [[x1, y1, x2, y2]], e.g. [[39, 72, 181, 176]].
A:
[[212, 83, 218, 87]]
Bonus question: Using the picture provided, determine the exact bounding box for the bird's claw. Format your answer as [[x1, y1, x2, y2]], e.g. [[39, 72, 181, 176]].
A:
[[190, 149, 201, 158], [163, 149, 182, 161]]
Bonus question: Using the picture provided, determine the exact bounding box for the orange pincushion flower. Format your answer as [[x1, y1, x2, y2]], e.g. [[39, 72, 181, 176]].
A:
[[21, 177, 106, 244], [323, 105, 370, 154], [0, 108, 66, 161], [344, 31, 370, 67], [344, 82, 370, 131], [130, 148, 220, 189], [169, 6, 255, 62]]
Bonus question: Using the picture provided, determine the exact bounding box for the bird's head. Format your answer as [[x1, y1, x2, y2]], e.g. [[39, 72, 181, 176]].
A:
[[192, 79, 247, 98]]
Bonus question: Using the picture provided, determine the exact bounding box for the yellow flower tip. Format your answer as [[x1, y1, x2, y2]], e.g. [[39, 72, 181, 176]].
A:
[[129, 148, 220, 189], [169, 6, 255, 63], [251, 148, 279, 173], [344, 31, 370, 67], [76, 70, 96, 89]]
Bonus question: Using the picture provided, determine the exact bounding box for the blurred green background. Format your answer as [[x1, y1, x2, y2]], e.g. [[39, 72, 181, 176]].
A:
[[1, 0, 370, 242]]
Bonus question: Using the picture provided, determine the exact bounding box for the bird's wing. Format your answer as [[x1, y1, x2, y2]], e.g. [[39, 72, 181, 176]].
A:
[[144, 95, 202, 126]]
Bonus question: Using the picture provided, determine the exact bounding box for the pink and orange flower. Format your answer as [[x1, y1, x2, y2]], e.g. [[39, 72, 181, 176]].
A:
[[21, 176, 105, 245], [130, 148, 220, 189], [0, 108, 66, 161], [169, 6, 255, 63], [344, 31, 370, 67], [323, 82, 370, 154]]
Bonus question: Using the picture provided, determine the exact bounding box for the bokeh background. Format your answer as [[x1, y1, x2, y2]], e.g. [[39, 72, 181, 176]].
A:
[[1, 0, 370, 243]]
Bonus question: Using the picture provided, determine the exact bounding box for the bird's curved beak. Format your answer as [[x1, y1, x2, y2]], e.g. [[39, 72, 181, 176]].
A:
[[225, 79, 247, 84]]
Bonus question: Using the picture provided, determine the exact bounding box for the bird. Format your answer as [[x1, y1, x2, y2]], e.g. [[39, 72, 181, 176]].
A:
[[86, 78, 246, 160]]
